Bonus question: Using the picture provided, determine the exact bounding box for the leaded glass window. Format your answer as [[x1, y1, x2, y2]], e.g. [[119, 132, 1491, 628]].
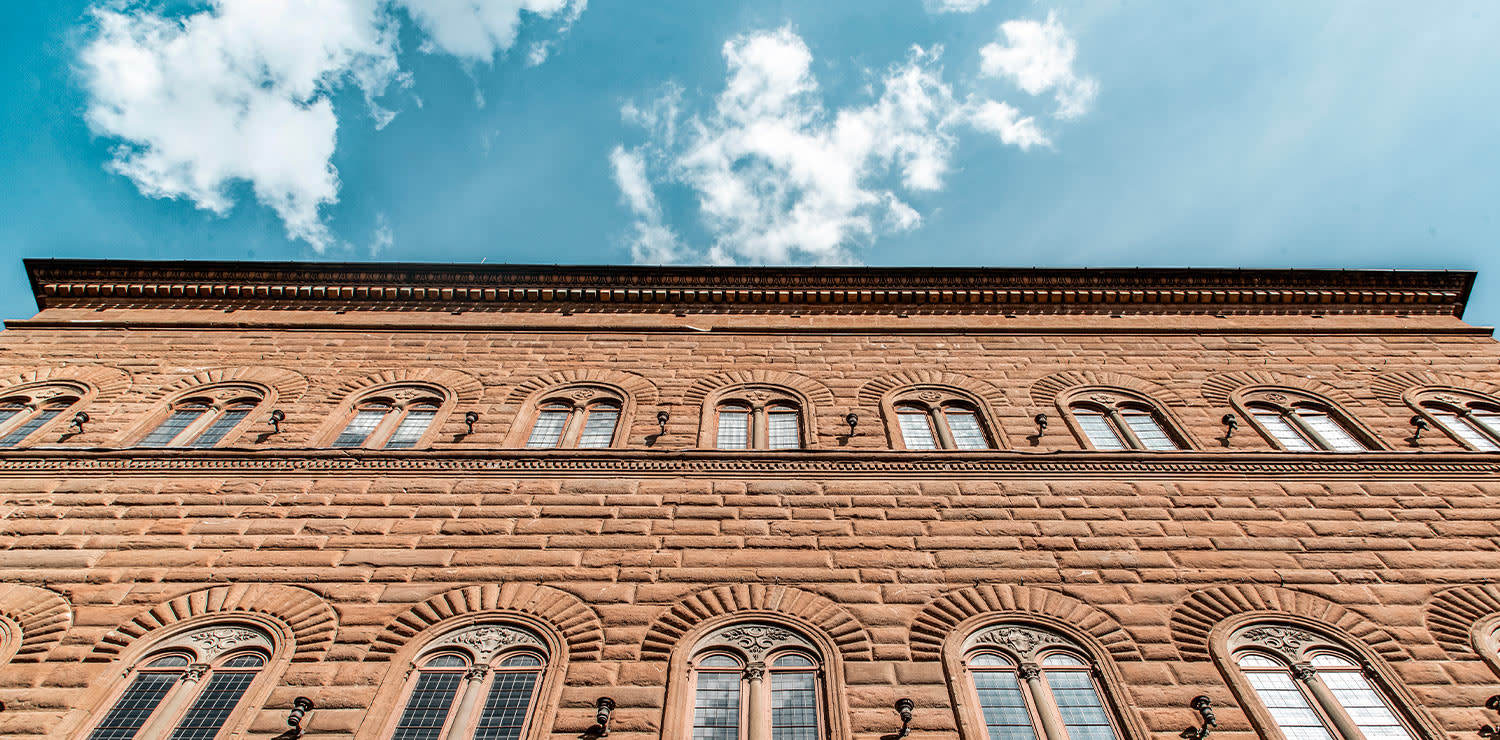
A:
[[388, 624, 548, 740], [1243, 393, 1374, 453], [685, 624, 828, 740], [717, 407, 751, 450], [335, 405, 391, 447], [897, 406, 938, 450], [960, 624, 1125, 740]]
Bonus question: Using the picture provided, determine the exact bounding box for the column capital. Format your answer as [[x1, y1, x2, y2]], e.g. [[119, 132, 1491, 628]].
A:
[[1291, 663, 1317, 682], [465, 665, 491, 682], [1019, 663, 1042, 680], [744, 662, 766, 681]]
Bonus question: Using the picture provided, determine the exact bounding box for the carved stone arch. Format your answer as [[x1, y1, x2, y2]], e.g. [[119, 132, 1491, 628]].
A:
[[330, 368, 484, 404], [144, 367, 309, 404], [0, 365, 132, 400], [89, 584, 336, 663], [1425, 584, 1500, 659], [684, 370, 836, 411], [0, 584, 72, 663], [909, 584, 1141, 662], [1169, 585, 1407, 662], [369, 584, 605, 662], [858, 370, 1007, 410], [640, 584, 874, 663], [1371, 370, 1500, 405], [506, 368, 658, 407], [1201, 370, 1358, 408], [1030, 371, 1187, 408]]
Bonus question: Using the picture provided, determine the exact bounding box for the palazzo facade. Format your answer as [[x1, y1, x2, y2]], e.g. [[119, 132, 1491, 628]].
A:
[[1, 260, 1499, 740]]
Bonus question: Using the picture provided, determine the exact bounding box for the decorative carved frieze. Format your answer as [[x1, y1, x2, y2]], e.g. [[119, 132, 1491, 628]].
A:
[[188, 628, 265, 661], [699, 623, 813, 662], [434, 624, 543, 663], [1239, 626, 1321, 661], [970, 625, 1069, 659]]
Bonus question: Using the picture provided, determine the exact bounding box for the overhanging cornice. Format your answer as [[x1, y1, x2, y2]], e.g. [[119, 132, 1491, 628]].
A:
[[23, 260, 1475, 316]]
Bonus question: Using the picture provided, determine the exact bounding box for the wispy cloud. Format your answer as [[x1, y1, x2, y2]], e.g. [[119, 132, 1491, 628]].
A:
[[613, 18, 1095, 265], [370, 211, 394, 257], [77, 0, 584, 252], [925, 0, 990, 13], [980, 11, 1099, 119]]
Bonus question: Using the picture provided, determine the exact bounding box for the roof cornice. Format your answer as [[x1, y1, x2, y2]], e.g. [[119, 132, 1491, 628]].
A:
[[23, 259, 1476, 316]]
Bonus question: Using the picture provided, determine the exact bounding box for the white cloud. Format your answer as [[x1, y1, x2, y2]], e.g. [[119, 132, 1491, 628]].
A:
[[614, 25, 1094, 266], [926, 0, 990, 13], [78, 0, 583, 251], [979, 12, 1098, 119], [370, 211, 394, 256]]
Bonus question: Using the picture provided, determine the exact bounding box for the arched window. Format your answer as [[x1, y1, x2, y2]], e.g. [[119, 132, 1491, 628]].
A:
[[330, 386, 446, 449], [384, 623, 548, 740], [0, 384, 84, 448], [1238, 390, 1375, 452], [1409, 390, 1500, 451], [85, 624, 273, 740], [956, 624, 1125, 740], [684, 623, 829, 740], [1064, 392, 1185, 451], [138, 386, 265, 448], [519, 387, 625, 449], [707, 387, 807, 450], [1228, 625, 1419, 740], [888, 389, 995, 450]]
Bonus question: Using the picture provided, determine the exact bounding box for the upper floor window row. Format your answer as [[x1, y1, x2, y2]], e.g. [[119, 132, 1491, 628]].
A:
[[7, 376, 1500, 454]]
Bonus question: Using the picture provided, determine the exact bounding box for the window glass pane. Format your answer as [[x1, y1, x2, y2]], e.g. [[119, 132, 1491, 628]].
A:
[[221, 654, 264, 668], [1252, 410, 1316, 452], [472, 668, 541, 740], [88, 670, 184, 740], [0, 405, 67, 448], [385, 408, 436, 449], [1236, 653, 1281, 668], [691, 671, 741, 740], [1045, 669, 1118, 740], [773, 654, 815, 667], [898, 410, 937, 450], [969, 653, 1011, 667], [166, 669, 257, 740], [0, 403, 23, 427], [1073, 410, 1125, 451], [1320, 669, 1414, 740], [972, 669, 1039, 740], [424, 654, 467, 668], [1041, 653, 1087, 667], [767, 410, 800, 450], [333, 407, 388, 448], [578, 407, 619, 449], [526, 408, 569, 448], [139, 407, 208, 448], [390, 670, 464, 740], [1121, 411, 1179, 451], [717, 409, 750, 450], [187, 408, 251, 449], [1244, 669, 1335, 740], [771, 670, 819, 740], [149, 655, 191, 668], [1297, 409, 1367, 452], [946, 409, 990, 450], [500, 653, 544, 668], [1472, 410, 1500, 440], [1429, 409, 1500, 451], [1308, 654, 1357, 668], [700, 654, 741, 668]]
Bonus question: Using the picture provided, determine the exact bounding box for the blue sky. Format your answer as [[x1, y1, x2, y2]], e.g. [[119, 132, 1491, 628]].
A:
[[1, 1, 1497, 324]]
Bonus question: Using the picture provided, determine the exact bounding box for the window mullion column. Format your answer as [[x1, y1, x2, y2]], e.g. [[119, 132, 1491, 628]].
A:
[[1020, 663, 1070, 740], [929, 406, 956, 449], [1292, 664, 1369, 740], [745, 662, 769, 740], [442, 665, 491, 740], [1284, 409, 1332, 450], [136, 664, 208, 740], [1105, 409, 1145, 450], [751, 406, 767, 449], [559, 406, 585, 448]]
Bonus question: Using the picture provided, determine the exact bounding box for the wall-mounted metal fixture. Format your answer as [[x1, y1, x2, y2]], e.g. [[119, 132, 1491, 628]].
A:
[[595, 697, 617, 736], [464, 411, 480, 436], [1409, 415, 1429, 444], [1180, 696, 1216, 740], [1033, 413, 1048, 436], [895, 697, 915, 738], [268, 409, 286, 435], [656, 411, 670, 436], [68, 412, 89, 435], [1480, 695, 1500, 738], [845, 412, 859, 436], [287, 696, 313, 730], [1221, 413, 1239, 443]]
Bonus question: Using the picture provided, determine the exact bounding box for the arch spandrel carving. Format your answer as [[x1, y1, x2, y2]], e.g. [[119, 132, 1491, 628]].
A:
[[1169, 585, 1408, 662], [640, 584, 873, 662], [88, 584, 336, 663], [369, 584, 603, 662], [910, 584, 1141, 662], [506, 368, 658, 406], [0, 584, 72, 663], [858, 370, 1007, 409]]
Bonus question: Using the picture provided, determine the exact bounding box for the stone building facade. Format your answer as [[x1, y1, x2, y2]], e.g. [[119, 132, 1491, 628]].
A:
[[1, 260, 1499, 740]]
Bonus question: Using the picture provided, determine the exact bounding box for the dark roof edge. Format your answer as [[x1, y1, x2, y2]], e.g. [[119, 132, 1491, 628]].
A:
[[22, 259, 1479, 317]]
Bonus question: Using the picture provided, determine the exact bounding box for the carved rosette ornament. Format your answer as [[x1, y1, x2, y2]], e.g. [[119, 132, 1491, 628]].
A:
[[1089, 393, 1117, 405], [698, 623, 815, 662], [1239, 626, 1320, 662], [969, 625, 1068, 660], [188, 627, 265, 661], [571, 388, 598, 400], [434, 624, 544, 663], [918, 391, 943, 403]]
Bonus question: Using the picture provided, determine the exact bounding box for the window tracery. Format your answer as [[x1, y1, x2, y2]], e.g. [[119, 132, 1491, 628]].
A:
[[1062, 391, 1185, 451], [1237, 390, 1375, 452], [1227, 624, 1420, 740], [330, 385, 447, 449], [85, 624, 274, 740], [0, 383, 84, 448], [518, 385, 625, 449], [706, 386, 808, 450], [385, 623, 549, 740], [685, 622, 828, 740], [957, 624, 1123, 740], [887, 388, 995, 450]]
